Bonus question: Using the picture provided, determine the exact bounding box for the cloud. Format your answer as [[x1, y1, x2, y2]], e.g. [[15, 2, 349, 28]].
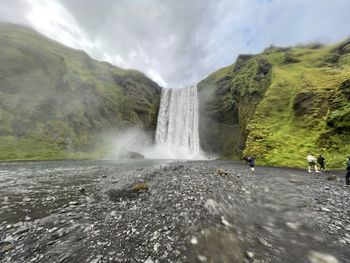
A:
[[0, 0, 349, 87]]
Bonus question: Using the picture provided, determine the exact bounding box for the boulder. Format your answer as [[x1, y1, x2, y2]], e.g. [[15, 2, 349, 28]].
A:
[[126, 151, 145, 159]]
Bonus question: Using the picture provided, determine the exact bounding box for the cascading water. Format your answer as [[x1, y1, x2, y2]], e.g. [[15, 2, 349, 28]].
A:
[[154, 85, 202, 159]]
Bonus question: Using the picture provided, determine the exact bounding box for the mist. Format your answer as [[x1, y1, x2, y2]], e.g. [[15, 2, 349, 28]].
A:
[[106, 127, 208, 160]]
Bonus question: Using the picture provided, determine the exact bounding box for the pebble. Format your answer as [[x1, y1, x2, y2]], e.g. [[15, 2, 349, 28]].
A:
[[144, 256, 155, 263], [221, 216, 231, 227], [307, 251, 339, 263], [198, 255, 207, 262], [14, 227, 29, 235], [153, 243, 161, 252], [245, 251, 254, 259], [190, 236, 198, 245], [286, 222, 301, 230], [48, 227, 58, 233], [320, 207, 331, 212], [258, 238, 272, 248]]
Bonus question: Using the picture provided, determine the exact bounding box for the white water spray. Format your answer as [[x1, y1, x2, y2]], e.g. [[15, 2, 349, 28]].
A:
[[154, 85, 202, 159]]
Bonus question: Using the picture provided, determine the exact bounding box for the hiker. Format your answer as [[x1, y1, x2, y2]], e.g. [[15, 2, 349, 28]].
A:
[[317, 154, 326, 171], [247, 156, 255, 173], [346, 156, 350, 186], [307, 154, 319, 173]]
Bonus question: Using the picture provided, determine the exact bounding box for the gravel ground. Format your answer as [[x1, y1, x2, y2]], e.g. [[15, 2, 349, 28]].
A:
[[0, 160, 349, 263]]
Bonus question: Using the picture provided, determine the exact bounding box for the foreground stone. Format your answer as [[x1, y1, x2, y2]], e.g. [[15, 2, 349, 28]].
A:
[[0, 160, 349, 262]]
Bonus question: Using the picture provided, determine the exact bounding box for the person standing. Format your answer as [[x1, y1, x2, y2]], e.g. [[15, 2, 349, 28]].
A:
[[346, 156, 350, 186], [307, 154, 319, 173], [247, 156, 255, 173], [317, 154, 326, 172]]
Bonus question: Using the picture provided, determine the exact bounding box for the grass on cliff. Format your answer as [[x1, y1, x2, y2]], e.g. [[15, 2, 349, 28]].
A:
[[0, 23, 160, 161], [245, 46, 350, 168]]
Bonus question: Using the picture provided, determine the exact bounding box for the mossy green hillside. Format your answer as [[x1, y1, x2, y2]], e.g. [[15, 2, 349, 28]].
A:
[[199, 42, 350, 168], [198, 54, 272, 159], [0, 23, 161, 160]]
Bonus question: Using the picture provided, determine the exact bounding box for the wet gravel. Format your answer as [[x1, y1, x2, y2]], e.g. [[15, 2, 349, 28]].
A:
[[0, 160, 349, 263]]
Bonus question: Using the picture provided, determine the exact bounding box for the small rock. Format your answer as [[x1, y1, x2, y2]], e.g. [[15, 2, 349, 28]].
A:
[[191, 236, 198, 245], [25, 216, 31, 221], [1, 243, 15, 253], [13, 222, 23, 228], [79, 187, 86, 194], [320, 207, 331, 212], [14, 227, 29, 235], [69, 201, 79, 206], [258, 238, 272, 248], [144, 256, 154, 263], [48, 227, 58, 233], [306, 250, 339, 263], [286, 222, 301, 230], [245, 251, 254, 259], [289, 179, 299, 183], [221, 216, 231, 227], [344, 225, 350, 232], [217, 168, 229, 176], [154, 242, 161, 252], [132, 182, 149, 193], [198, 255, 207, 262], [205, 199, 219, 213], [326, 175, 337, 181]]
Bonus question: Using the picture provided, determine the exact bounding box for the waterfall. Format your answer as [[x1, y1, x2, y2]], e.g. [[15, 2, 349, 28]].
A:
[[155, 85, 202, 159]]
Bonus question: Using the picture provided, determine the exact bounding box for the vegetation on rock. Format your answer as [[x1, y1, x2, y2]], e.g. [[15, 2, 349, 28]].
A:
[[198, 40, 350, 168], [0, 23, 161, 160]]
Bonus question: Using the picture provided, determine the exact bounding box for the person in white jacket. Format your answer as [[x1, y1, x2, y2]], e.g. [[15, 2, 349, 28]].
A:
[[307, 154, 319, 173]]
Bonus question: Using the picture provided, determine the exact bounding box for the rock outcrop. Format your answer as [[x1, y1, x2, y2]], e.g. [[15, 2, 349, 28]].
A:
[[198, 40, 350, 168]]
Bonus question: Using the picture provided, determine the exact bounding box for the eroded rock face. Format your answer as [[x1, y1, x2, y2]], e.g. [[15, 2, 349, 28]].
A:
[[197, 55, 272, 158], [293, 92, 314, 117]]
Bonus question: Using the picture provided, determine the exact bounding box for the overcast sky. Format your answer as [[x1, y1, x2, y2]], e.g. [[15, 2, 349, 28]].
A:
[[0, 0, 349, 87]]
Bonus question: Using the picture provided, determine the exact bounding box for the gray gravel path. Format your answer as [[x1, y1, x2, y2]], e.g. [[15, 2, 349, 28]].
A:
[[0, 160, 349, 263]]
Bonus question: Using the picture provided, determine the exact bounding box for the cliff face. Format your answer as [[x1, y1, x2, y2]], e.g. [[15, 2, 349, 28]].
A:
[[198, 41, 350, 168], [0, 23, 161, 160], [198, 54, 272, 159]]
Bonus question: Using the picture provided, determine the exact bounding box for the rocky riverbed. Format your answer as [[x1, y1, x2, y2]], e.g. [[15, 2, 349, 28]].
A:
[[0, 160, 349, 263]]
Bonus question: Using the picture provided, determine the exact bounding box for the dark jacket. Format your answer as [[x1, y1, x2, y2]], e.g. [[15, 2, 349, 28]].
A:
[[317, 156, 325, 164], [347, 160, 350, 171], [247, 156, 255, 166]]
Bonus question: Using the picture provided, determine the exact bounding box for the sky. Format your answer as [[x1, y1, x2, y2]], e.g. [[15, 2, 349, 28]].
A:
[[0, 0, 349, 87]]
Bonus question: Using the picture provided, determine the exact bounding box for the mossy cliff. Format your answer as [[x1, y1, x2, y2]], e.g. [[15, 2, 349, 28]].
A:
[[0, 23, 161, 160], [198, 41, 350, 168]]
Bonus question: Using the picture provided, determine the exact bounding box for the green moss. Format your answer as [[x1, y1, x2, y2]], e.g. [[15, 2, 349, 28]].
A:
[[0, 23, 161, 161], [200, 40, 350, 168]]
